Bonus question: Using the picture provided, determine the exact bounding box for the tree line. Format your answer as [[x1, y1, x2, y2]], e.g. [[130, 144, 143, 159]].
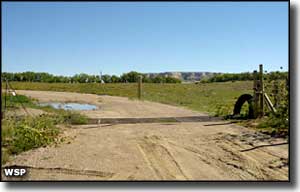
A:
[[1, 71, 182, 84], [1, 71, 287, 84], [200, 71, 288, 83]]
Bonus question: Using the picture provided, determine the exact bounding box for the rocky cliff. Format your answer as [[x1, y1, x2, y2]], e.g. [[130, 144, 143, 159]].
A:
[[144, 72, 220, 82]]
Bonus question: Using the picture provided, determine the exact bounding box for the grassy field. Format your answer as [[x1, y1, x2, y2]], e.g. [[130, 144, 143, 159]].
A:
[[5, 81, 253, 116]]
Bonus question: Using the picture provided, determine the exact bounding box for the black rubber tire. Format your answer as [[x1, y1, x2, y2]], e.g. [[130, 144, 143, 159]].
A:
[[233, 94, 254, 119]]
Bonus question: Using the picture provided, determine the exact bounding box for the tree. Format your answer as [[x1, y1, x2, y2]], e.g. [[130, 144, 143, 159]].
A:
[[152, 76, 165, 83], [165, 76, 181, 83], [120, 71, 141, 83], [101, 75, 111, 83], [111, 75, 120, 83], [2, 71, 186, 84]]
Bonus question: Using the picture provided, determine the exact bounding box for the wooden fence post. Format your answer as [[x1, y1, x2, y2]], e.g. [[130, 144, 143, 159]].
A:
[[2, 79, 9, 120], [138, 75, 142, 100], [253, 70, 259, 118], [259, 64, 264, 117], [273, 80, 279, 108]]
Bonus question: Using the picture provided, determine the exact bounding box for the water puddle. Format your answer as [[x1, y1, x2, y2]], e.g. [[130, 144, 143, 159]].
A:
[[39, 102, 98, 111]]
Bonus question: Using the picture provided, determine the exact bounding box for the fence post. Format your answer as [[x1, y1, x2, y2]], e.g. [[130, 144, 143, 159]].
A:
[[273, 80, 279, 108], [2, 79, 8, 119], [253, 70, 259, 118], [259, 64, 264, 117], [138, 75, 142, 100]]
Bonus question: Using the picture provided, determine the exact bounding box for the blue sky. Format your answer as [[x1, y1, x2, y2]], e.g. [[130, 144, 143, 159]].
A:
[[2, 2, 288, 76]]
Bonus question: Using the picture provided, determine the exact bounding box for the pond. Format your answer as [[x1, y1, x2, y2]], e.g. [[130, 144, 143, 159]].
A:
[[39, 102, 98, 111]]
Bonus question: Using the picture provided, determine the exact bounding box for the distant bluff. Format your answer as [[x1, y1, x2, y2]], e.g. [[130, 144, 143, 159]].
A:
[[144, 72, 221, 82]]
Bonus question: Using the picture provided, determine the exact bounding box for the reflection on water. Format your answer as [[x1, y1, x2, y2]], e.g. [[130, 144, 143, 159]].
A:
[[39, 102, 98, 110]]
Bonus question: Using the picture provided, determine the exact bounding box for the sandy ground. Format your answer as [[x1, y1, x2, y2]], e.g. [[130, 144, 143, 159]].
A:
[[2, 90, 288, 181], [13, 90, 204, 118]]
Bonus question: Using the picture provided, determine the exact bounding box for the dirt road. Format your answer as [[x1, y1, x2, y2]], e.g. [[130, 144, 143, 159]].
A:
[[2, 90, 288, 181]]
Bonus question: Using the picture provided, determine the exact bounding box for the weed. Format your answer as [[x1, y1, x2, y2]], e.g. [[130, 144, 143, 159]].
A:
[[60, 111, 88, 125], [2, 115, 60, 156], [1, 94, 89, 164]]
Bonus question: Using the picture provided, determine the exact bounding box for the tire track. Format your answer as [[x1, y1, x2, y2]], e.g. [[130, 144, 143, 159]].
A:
[[137, 136, 189, 180], [2, 165, 114, 180], [168, 137, 266, 180]]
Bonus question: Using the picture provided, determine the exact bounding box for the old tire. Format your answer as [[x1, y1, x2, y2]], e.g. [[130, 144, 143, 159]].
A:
[[233, 94, 254, 119]]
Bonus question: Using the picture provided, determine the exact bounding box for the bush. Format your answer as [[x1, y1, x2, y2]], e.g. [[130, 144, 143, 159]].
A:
[[1, 93, 90, 164], [1, 94, 33, 111], [259, 75, 289, 132], [60, 111, 88, 125], [200, 71, 287, 83], [214, 103, 232, 117], [2, 115, 60, 155]]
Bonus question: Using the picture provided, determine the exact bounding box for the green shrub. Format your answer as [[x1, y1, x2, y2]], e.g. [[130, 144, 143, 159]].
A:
[[2, 115, 60, 155], [60, 111, 88, 125], [1, 93, 90, 164], [1, 94, 33, 111], [214, 103, 233, 117], [259, 76, 289, 131], [2, 148, 10, 164]]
